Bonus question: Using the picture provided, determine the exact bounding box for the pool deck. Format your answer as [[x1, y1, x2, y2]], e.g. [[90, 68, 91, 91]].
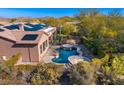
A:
[[42, 45, 60, 63]]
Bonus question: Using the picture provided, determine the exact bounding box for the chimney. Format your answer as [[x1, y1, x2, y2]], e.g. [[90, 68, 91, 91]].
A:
[[19, 22, 24, 31]]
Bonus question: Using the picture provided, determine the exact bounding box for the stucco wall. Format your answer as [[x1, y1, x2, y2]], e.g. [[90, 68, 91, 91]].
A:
[[38, 34, 49, 61], [0, 37, 39, 62]]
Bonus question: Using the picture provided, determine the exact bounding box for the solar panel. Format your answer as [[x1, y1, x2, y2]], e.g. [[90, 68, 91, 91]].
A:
[[21, 34, 38, 40], [24, 26, 42, 31], [4, 24, 19, 30], [24, 24, 47, 31], [3, 23, 48, 31], [3, 23, 47, 31], [25, 23, 34, 27]]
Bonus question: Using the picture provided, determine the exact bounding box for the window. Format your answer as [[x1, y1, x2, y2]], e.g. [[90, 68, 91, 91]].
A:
[[40, 45, 42, 54], [43, 42, 46, 51], [42, 40, 48, 52], [45, 40, 48, 47]]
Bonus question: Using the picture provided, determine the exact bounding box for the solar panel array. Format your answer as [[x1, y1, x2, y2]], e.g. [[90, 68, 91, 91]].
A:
[[3, 23, 47, 31], [24, 24, 47, 31], [21, 34, 38, 40], [4, 23, 48, 31], [4, 24, 19, 30]]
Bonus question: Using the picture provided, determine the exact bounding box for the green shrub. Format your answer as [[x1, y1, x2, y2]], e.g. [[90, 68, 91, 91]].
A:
[[15, 65, 36, 72], [2, 53, 21, 67], [27, 63, 63, 85], [61, 62, 97, 85], [97, 54, 124, 84]]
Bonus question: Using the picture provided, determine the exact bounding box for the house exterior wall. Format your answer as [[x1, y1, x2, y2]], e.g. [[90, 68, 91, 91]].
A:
[[13, 44, 39, 62], [0, 38, 15, 59], [0, 37, 39, 62], [38, 34, 49, 61], [0, 34, 49, 62]]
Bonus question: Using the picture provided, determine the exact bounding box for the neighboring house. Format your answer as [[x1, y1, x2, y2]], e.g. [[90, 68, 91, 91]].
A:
[[0, 23, 56, 63]]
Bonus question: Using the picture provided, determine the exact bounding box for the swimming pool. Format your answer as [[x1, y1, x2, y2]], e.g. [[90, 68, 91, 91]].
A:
[[52, 47, 78, 64]]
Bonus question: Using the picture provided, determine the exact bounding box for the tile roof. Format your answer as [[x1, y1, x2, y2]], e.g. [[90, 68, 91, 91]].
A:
[[0, 30, 46, 44], [0, 31, 17, 41], [0, 23, 56, 44]]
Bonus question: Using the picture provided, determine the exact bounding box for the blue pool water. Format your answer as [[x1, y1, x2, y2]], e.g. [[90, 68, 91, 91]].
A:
[[52, 47, 78, 64]]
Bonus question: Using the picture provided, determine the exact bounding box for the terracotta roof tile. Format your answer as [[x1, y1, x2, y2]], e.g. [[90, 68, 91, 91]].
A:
[[0, 31, 16, 41]]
